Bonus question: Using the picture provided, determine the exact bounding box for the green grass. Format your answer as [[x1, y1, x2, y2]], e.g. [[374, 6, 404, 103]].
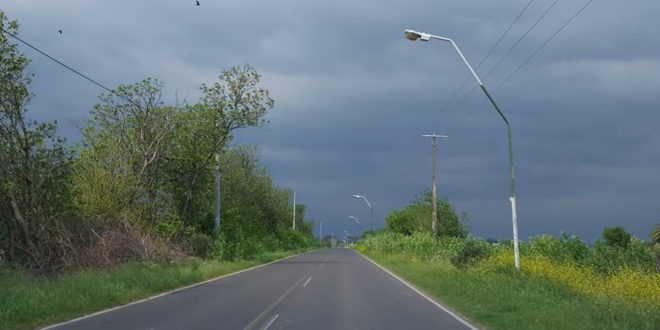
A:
[[361, 250, 660, 330], [0, 250, 305, 330]]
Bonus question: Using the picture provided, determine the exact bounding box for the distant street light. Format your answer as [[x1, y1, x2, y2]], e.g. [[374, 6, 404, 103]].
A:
[[348, 215, 360, 225], [352, 194, 374, 231], [348, 216, 365, 234], [292, 190, 296, 231], [404, 29, 520, 269], [422, 133, 448, 236]]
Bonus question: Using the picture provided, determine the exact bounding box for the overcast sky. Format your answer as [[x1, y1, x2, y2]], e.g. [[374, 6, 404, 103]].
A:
[[2, 0, 659, 241]]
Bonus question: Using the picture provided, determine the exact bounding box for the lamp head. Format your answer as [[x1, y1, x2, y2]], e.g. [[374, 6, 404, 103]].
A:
[[352, 194, 362, 199], [404, 29, 430, 42]]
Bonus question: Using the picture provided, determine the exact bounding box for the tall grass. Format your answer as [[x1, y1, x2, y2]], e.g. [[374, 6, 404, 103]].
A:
[[0, 251, 300, 330], [483, 250, 660, 307], [364, 251, 659, 330], [356, 231, 659, 329]]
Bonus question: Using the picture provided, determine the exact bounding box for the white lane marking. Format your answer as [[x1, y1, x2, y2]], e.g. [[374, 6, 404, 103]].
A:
[[261, 314, 279, 330], [356, 251, 480, 330], [302, 276, 313, 287], [243, 268, 315, 330], [41, 250, 318, 330]]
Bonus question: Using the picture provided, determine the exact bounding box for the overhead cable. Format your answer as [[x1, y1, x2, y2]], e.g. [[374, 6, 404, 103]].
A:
[[0, 26, 140, 108], [440, 0, 537, 113], [495, 0, 596, 91], [451, 0, 561, 111]]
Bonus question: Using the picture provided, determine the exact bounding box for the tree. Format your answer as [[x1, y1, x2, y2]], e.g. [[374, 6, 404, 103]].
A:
[[602, 226, 631, 249], [651, 224, 660, 271], [386, 191, 467, 238], [76, 78, 174, 224], [167, 64, 273, 225], [651, 224, 660, 245], [0, 11, 74, 270]]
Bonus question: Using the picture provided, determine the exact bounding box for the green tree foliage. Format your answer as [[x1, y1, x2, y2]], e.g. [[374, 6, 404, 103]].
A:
[[386, 191, 467, 238], [168, 64, 274, 226], [75, 78, 175, 225], [602, 226, 632, 249], [451, 239, 491, 267], [212, 145, 316, 259], [649, 224, 660, 271], [527, 232, 591, 263], [522, 230, 655, 273], [0, 12, 75, 271], [651, 224, 660, 245], [0, 11, 315, 271]]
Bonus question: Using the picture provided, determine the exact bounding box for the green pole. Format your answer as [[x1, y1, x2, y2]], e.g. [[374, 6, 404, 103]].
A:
[[480, 85, 519, 269]]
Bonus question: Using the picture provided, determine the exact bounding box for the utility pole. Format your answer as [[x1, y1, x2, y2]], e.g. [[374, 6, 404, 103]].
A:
[[215, 153, 221, 233], [292, 190, 296, 231], [320, 221, 323, 240], [422, 134, 447, 236]]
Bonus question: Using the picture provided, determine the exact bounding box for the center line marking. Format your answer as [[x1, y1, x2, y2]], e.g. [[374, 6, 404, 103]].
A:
[[261, 314, 279, 330], [244, 268, 314, 330], [302, 276, 313, 287]]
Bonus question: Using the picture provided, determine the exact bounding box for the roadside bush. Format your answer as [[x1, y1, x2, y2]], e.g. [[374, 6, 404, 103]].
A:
[[433, 236, 466, 259], [602, 226, 632, 249], [401, 232, 440, 258], [589, 237, 655, 273], [362, 231, 406, 254], [240, 237, 266, 259], [188, 233, 213, 258], [526, 232, 591, 264], [451, 239, 492, 267], [361, 231, 467, 260], [386, 192, 467, 238]]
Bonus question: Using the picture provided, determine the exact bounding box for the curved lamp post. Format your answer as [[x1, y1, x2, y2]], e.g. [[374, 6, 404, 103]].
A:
[[348, 215, 361, 225], [352, 194, 374, 231], [348, 216, 365, 234], [403, 29, 520, 268]]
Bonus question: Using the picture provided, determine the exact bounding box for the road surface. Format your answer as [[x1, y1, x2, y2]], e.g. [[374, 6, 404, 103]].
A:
[[46, 248, 477, 330]]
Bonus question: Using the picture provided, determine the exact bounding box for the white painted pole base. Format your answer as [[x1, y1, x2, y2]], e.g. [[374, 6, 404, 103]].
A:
[[510, 196, 520, 269]]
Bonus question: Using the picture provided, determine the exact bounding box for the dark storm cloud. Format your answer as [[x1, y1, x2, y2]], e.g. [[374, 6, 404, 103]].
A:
[[2, 0, 659, 241]]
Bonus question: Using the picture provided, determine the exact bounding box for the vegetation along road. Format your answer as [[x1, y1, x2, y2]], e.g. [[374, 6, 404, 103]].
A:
[[44, 248, 476, 330]]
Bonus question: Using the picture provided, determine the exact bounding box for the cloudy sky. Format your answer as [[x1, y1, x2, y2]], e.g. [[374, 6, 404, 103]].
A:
[[2, 0, 659, 241]]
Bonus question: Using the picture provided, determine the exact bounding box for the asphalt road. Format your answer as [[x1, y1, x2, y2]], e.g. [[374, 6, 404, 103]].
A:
[[46, 248, 477, 330]]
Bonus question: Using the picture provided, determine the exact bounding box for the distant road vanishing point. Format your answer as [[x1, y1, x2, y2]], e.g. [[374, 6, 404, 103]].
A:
[[45, 248, 477, 330]]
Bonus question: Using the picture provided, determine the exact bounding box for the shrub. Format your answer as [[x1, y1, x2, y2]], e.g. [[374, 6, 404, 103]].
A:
[[527, 232, 591, 264], [451, 239, 491, 267], [188, 233, 213, 257], [602, 226, 632, 249], [385, 192, 467, 238]]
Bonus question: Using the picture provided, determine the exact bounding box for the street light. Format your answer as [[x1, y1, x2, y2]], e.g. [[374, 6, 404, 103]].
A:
[[403, 28, 520, 269], [348, 216, 365, 235], [292, 190, 296, 231], [352, 194, 374, 231], [348, 215, 361, 225]]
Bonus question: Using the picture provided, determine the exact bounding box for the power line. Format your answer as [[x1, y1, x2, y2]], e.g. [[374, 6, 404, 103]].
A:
[[439, 0, 536, 113], [496, 0, 596, 91], [483, 0, 561, 81], [450, 0, 561, 111], [0, 26, 140, 108]]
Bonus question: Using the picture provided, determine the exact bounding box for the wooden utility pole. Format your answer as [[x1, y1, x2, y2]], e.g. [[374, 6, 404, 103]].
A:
[[422, 134, 447, 235]]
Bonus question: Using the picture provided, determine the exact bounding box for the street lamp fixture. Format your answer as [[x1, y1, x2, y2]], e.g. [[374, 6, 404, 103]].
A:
[[403, 28, 520, 269], [348, 216, 361, 225], [352, 194, 374, 231]]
